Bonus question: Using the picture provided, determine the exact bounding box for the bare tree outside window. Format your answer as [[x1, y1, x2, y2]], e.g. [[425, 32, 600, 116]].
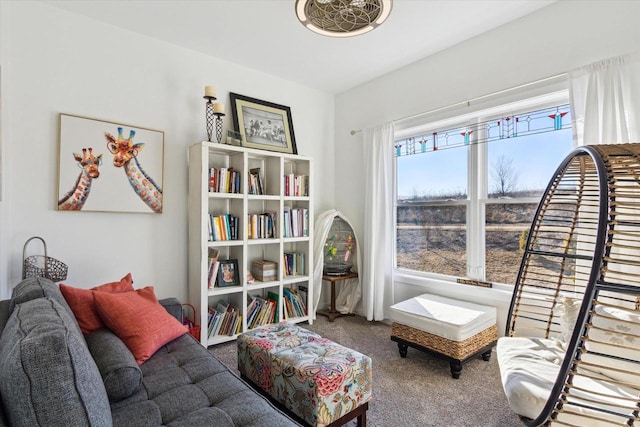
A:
[[491, 155, 519, 197]]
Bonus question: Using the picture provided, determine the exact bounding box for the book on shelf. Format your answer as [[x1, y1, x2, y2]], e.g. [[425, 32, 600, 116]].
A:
[[208, 300, 241, 338], [207, 306, 222, 338], [208, 214, 239, 241], [298, 285, 308, 306], [247, 211, 277, 240], [209, 167, 241, 194], [296, 287, 308, 315], [283, 207, 291, 238], [207, 248, 220, 289], [247, 296, 265, 329], [219, 306, 237, 336], [248, 167, 264, 195], [282, 207, 309, 238], [283, 174, 309, 197], [246, 296, 261, 328], [247, 295, 277, 328], [282, 288, 307, 318], [267, 291, 280, 322], [283, 252, 305, 276], [302, 209, 309, 237]]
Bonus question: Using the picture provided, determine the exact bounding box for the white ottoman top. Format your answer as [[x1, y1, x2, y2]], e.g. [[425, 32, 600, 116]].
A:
[[390, 293, 496, 342]]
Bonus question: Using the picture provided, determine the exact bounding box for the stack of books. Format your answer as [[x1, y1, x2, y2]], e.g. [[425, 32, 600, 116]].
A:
[[282, 287, 307, 318], [207, 248, 219, 289], [209, 167, 241, 193], [283, 173, 309, 197], [282, 207, 309, 237], [283, 252, 305, 276], [246, 293, 278, 328], [207, 300, 242, 338], [248, 168, 264, 195], [208, 214, 239, 241], [247, 212, 277, 239]]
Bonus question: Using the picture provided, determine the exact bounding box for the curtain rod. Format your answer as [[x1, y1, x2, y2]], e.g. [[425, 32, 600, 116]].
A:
[[349, 72, 567, 136]]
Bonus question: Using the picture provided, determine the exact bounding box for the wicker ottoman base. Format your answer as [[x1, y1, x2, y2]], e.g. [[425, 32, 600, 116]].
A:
[[391, 322, 497, 379]]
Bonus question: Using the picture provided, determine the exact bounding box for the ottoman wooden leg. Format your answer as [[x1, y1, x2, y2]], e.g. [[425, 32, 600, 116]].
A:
[[326, 401, 368, 427], [482, 349, 492, 361], [449, 360, 462, 379], [357, 403, 367, 427], [397, 342, 408, 358]]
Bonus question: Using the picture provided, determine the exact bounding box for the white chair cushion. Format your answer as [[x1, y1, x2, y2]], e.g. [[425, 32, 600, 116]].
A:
[[497, 337, 563, 421], [389, 293, 496, 342], [497, 336, 640, 425]]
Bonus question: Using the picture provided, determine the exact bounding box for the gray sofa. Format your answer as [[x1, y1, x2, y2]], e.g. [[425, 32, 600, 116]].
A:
[[0, 277, 300, 426]]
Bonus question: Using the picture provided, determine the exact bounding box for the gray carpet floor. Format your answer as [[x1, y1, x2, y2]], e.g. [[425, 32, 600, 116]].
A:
[[210, 315, 523, 427]]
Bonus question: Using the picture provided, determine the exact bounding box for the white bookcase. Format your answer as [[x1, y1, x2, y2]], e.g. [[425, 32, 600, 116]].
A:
[[188, 142, 314, 346]]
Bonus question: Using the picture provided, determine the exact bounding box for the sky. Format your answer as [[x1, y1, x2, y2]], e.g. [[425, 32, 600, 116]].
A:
[[397, 127, 574, 199]]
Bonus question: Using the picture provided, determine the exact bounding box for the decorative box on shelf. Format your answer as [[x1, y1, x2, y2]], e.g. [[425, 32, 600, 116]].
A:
[[252, 260, 278, 282]]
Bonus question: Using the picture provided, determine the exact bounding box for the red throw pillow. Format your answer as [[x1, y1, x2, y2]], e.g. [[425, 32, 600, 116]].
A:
[[60, 273, 134, 335], [93, 286, 187, 365]]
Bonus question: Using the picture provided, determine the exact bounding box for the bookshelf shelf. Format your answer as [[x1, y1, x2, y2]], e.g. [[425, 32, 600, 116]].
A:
[[207, 334, 238, 346], [207, 286, 243, 297], [188, 142, 314, 346], [247, 281, 279, 291], [283, 276, 309, 285], [208, 240, 243, 248], [248, 194, 280, 201], [247, 238, 279, 245], [209, 192, 244, 199]]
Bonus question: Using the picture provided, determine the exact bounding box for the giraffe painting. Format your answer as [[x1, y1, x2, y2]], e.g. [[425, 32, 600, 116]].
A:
[[58, 148, 103, 210], [105, 127, 163, 213]]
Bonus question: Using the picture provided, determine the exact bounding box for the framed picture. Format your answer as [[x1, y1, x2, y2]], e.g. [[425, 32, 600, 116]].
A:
[[217, 259, 240, 287], [229, 93, 297, 155], [57, 114, 164, 213]]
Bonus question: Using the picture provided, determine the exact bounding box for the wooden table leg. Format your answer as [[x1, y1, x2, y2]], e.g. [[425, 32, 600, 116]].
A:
[[330, 281, 336, 312], [318, 280, 341, 321], [317, 272, 358, 322]]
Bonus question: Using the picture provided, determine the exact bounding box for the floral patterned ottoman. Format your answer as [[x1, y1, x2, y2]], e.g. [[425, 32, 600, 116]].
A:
[[237, 322, 372, 427]]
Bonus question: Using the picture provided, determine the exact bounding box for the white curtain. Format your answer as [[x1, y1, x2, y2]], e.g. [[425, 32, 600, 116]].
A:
[[312, 209, 362, 319], [569, 52, 640, 146], [362, 122, 395, 321]]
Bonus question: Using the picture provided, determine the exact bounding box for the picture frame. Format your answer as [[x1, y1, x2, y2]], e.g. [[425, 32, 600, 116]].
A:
[[57, 114, 164, 214], [217, 259, 240, 287], [229, 93, 297, 155]]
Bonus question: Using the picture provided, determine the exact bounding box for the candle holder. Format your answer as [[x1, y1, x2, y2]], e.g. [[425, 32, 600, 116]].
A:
[[204, 95, 217, 142], [214, 113, 225, 144]]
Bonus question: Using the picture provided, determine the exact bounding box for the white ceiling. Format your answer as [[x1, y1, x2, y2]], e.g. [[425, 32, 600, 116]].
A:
[[48, 0, 556, 94]]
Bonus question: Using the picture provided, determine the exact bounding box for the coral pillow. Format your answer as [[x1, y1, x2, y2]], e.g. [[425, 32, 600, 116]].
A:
[[60, 273, 134, 335], [94, 287, 187, 365]]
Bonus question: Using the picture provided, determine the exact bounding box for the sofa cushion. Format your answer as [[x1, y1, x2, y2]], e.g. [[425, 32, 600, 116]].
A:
[[110, 334, 299, 426], [0, 297, 111, 426], [94, 286, 187, 364], [60, 273, 134, 335], [86, 328, 143, 402]]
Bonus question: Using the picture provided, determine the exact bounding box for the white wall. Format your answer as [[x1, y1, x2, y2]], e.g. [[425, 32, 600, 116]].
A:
[[0, 1, 335, 300], [334, 0, 640, 333]]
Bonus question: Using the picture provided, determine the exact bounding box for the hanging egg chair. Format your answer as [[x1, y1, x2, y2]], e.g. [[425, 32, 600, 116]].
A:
[[498, 143, 640, 426]]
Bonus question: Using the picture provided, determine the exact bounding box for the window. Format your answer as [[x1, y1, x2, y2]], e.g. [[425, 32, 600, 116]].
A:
[[395, 93, 574, 286]]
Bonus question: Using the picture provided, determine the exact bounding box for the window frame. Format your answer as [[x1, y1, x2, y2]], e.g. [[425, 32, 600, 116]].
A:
[[393, 90, 574, 287]]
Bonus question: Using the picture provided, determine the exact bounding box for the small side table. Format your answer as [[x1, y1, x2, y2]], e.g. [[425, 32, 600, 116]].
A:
[[317, 271, 358, 322]]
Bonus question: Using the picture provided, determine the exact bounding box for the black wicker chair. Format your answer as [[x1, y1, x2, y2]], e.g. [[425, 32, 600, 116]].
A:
[[498, 143, 640, 426]]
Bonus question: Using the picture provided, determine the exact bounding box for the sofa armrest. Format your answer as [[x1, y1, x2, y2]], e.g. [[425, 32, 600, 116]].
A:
[[0, 300, 10, 337], [159, 298, 182, 322]]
